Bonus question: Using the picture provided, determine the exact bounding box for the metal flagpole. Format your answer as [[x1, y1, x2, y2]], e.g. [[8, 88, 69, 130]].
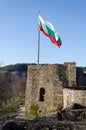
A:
[[37, 29, 40, 65], [37, 11, 40, 65]]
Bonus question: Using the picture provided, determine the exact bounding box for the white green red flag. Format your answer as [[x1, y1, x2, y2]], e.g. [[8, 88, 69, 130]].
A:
[[38, 15, 62, 48]]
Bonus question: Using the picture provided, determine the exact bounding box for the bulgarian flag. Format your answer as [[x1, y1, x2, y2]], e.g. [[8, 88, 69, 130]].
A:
[[38, 15, 62, 48]]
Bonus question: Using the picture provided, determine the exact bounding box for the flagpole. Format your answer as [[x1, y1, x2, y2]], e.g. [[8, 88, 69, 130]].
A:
[[37, 29, 40, 65], [37, 11, 40, 65]]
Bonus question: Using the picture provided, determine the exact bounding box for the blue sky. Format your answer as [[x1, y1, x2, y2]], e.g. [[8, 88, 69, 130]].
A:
[[0, 0, 86, 67]]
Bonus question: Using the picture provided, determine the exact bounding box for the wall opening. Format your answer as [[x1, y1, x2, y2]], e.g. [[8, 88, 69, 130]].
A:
[[39, 88, 45, 101]]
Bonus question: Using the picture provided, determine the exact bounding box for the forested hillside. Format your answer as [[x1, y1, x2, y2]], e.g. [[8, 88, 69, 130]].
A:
[[0, 63, 28, 107], [0, 63, 28, 72]]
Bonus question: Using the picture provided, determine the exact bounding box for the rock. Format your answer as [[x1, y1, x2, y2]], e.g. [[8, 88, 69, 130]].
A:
[[59, 106, 86, 121], [0, 117, 86, 130], [2, 121, 26, 130]]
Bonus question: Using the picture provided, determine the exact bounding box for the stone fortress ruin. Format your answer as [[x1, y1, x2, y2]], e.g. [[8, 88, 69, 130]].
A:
[[25, 62, 86, 118]]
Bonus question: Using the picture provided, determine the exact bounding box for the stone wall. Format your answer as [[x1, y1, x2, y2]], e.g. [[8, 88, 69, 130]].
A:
[[76, 67, 86, 86], [63, 88, 86, 108]]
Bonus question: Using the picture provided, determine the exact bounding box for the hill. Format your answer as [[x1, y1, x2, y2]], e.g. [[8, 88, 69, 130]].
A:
[[0, 63, 28, 72], [0, 63, 28, 108]]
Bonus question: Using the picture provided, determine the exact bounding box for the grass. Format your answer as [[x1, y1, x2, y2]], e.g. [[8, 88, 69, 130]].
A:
[[25, 104, 39, 120], [0, 98, 25, 117]]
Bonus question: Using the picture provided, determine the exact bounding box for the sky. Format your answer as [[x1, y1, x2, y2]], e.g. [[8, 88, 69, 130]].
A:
[[0, 0, 86, 67]]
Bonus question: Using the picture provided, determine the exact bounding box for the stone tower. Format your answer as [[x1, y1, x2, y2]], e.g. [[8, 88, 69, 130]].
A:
[[25, 64, 63, 118], [64, 62, 76, 87]]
